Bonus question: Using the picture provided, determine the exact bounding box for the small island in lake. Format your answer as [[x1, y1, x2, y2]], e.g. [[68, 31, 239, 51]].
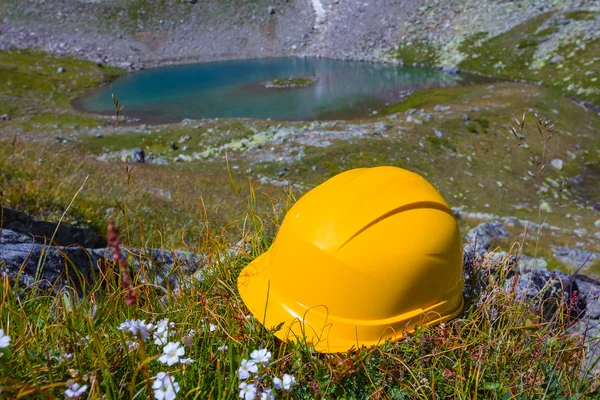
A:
[[263, 76, 318, 88]]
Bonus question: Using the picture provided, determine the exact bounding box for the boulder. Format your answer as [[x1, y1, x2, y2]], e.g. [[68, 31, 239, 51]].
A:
[[508, 270, 586, 321], [2, 207, 107, 248], [549, 55, 564, 65], [551, 246, 600, 270], [465, 220, 509, 252], [0, 230, 204, 293], [131, 148, 146, 164], [463, 246, 587, 322]]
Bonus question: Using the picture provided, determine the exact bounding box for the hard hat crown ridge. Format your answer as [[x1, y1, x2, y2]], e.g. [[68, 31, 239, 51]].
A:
[[238, 166, 464, 353]]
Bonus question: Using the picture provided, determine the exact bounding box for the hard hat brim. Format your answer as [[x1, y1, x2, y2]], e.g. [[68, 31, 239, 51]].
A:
[[238, 249, 464, 353]]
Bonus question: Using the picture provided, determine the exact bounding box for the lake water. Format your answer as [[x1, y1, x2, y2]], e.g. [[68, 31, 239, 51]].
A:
[[76, 57, 478, 122]]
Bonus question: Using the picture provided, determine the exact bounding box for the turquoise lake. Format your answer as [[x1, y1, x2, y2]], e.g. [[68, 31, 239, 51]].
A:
[[76, 57, 479, 122]]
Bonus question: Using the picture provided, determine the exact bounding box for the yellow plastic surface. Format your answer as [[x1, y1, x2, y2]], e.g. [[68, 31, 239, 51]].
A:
[[238, 166, 464, 353]]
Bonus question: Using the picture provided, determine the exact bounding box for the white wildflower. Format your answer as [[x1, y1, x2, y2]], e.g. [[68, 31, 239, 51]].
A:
[[158, 342, 185, 366], [0, 329, 11, 348], [64, 383, 88, 399], [152, 372, 180, 400], [217, 345, 229, 352], [200, 321, 217, 332], [238, 359, 258, 380], [273, 374, 296, 391], [238, 382, 257, 400], [250, 348, 271, 364], [119, 319, 154, 341], [153, 319, 174, 345], [180, 357, 195, 364]]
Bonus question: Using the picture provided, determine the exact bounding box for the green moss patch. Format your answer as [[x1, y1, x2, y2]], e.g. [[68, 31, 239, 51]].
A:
[[264, 76, 318, 88], [564, 10, 597, 21], [388, 41, 440, 66]]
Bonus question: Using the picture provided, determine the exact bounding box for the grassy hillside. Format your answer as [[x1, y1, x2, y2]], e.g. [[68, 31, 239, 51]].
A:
[[390, 10, 600, 105]]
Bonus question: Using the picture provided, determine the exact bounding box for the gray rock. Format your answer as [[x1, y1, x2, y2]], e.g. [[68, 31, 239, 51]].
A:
[[267, 5, 276, 14], [507, 270, 586, 321], [406, 115, 423, 124], [92, 247, 203, 288], [57, 66, 66, 73], [551, 246, 600, 270], [518, 255, 548, 271], [181, 118, 193, 126], [1, 242, 203, 294], [1, 229, 30, 244], [433, 128, 443, 138], [441, 65, 459, 74], [2, 207, 106, 248], [1, 114, 9, 121], [373, 122, 389, 133], [549, 55, 564, 65], [574, 276, 600, 319], [131, 148, 145, 164], [462, 248, 586, 323], [0, 242, 103, 293], [149, 157, 169, 165], [465, 221, 509, 252]]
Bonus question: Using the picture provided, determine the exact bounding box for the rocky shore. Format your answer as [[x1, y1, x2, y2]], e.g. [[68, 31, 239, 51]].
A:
[[1, 0, 598, 71]]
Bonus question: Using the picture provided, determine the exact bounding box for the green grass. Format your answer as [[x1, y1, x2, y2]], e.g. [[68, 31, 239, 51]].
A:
[[458, 11, 600, 105], [0, 48, 124, 117], [386, 10, 600, 105]]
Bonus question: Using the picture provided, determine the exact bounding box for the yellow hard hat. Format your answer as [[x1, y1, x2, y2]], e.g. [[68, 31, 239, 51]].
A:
[[238, 166, 463, 353]]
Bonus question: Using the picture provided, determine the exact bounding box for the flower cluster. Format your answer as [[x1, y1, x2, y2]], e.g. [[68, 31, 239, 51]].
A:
[[119, 318, 201, 400], [119, 319, 155, 342], [237, 348, 296, 400]]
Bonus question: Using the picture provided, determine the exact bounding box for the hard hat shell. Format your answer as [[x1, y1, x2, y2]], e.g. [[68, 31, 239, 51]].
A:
[[238, 166, 463, 353]]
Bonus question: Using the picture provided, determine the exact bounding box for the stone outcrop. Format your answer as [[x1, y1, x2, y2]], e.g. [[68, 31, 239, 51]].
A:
[[0, 228, 202, 293], [2, 207, 106, 248]]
